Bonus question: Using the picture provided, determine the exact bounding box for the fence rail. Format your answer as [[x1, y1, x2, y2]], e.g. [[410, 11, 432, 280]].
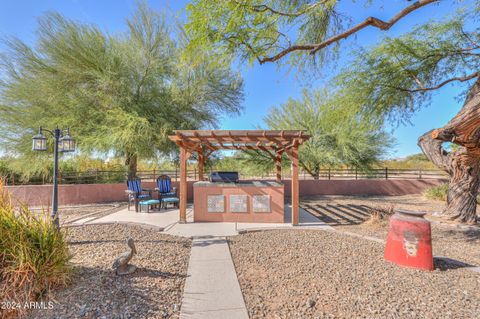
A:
[[2, 168, 448, 186]]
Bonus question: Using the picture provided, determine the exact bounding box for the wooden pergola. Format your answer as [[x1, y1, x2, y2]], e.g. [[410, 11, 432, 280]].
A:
[[168, 130, 310, 225]]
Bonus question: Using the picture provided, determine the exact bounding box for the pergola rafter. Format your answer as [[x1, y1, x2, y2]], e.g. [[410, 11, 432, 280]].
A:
[[168, 130, 310, 225]]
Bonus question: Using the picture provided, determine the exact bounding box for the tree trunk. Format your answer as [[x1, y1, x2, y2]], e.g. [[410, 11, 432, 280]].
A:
[[301, 163, 319, 180], [443, 149, 480, 223], [418, 77, 480, 224], [125, 152, 137, 179]]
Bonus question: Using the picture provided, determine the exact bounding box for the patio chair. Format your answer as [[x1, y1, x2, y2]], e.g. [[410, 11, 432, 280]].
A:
[[126, 178, 153, 212], [156, 175, 179, 209]]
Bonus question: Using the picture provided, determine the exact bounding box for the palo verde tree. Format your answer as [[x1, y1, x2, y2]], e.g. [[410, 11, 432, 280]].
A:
[[242, 89, 392, 179], [186, 0, 480, 224], [0, 3, 243, 178]]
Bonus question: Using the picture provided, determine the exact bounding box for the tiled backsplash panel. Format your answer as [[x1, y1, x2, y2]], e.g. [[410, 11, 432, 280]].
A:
[[253, 195, 271, 213], [230, 194, 248, 213], [207, 195, 225, 213]]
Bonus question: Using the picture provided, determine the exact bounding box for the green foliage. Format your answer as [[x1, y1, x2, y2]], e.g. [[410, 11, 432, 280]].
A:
[[186, 1, 476, 75], [0, 2, 243, 176], [0, 181, 71, 317], [423, 183, 449, 201], [210, 153, 277, 177], [424, 183, 480, 203], [381, 153, 437, 170], [186, 0, 342, 69], [246, 89, 393, 178], [335, 15, 480, 122]]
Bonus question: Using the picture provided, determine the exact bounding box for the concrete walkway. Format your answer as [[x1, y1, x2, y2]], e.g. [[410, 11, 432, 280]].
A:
[[181, 236, 249, 319]]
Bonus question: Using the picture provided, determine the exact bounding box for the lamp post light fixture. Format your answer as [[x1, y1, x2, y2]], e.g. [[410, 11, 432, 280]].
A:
[[32, 127, 75, 228]]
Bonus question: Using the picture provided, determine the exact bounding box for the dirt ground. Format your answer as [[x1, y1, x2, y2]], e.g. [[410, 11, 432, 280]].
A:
[[301, 195, 480, 266]]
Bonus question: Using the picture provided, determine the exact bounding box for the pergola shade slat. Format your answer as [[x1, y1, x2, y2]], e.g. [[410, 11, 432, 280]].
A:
[[169, 130, 309, 154]]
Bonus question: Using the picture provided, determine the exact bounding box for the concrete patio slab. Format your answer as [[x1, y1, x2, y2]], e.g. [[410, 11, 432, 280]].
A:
[[75, 206, 193, 229], [77, 203, 332, 237], [180, 237, 248, 319], [165, 205, 332, 237]]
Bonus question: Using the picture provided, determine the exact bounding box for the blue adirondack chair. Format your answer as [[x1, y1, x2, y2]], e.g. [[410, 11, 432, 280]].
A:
[[156, 175, 179, 209], [126, 178, 152, 212]]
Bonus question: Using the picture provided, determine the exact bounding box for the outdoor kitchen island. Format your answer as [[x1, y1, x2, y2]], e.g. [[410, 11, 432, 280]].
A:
[[169, 130, 310, 225], [193, 180, 285, 223]]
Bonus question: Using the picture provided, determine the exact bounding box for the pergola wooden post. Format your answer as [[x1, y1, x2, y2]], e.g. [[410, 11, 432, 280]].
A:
[[275, 151, 283, 183], [198, 150, 205, 181], [169, 130, 309, 225], [286, 144, 299, 225], [179, 146, 190, 223]]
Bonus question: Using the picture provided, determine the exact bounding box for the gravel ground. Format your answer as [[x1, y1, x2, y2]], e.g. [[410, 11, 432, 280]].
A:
[[336, 222, 480, 267], [59, 204, 126, 224], [301, 195, 480, 266], [28, 224, 191, 319], [30, 203, 127, 225], [229, 229, 480, 319]]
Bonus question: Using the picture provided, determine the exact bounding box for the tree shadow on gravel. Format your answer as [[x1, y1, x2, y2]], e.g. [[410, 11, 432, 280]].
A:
[[68, 238, 189, 246], [130, 267, 188, 279], [302, 203, 371, 226], [434, 257, 479, 271], [437, 227, 480, 243]]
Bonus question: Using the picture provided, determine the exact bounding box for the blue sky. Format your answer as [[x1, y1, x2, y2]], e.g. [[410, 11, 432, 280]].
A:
[[0, 0, 474, 158]]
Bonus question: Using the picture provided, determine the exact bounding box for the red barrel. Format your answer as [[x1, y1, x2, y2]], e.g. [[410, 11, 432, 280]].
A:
[[384, 209, 433, 271]]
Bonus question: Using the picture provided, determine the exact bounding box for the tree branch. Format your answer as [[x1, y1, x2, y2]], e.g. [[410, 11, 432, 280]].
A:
[[394, 72, 479, 93], [259, 0, 438, 64], [418, 129, 452, 174], [236, 0, 326, 18]]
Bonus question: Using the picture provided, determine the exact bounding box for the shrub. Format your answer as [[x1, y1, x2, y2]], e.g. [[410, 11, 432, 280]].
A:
[[0, 180, 72, 318], [423, 183, 480, 203], [423, 184, 449, 201], [365, 205, 394, 227]]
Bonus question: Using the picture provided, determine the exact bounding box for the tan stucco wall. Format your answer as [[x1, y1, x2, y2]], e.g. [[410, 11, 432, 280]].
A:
[[5, 179, 445, 208]]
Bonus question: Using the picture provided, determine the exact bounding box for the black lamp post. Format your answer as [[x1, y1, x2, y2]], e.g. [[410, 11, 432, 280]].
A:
[[32, 127, 75, 228]]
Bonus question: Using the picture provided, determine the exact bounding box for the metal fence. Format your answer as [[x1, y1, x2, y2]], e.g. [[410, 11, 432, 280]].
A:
[[3, 167, 447, 186]]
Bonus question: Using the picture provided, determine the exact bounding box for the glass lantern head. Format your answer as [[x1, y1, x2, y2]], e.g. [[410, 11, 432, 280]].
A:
[[32, 127, 47, 151], [59, 129, 75, 152]]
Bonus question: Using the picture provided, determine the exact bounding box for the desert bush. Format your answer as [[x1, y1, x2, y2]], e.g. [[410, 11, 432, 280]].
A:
[[0, 180, 72, 318], [365, 205, 394, 227], [423, 183, 480, 203], [423, 184, 448, 202]]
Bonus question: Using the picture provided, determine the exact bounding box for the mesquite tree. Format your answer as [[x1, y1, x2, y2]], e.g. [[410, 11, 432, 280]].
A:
[[186, 0, 479, 223]]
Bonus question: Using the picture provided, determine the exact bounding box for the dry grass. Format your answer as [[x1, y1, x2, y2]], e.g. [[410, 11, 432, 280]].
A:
[[364, 205, 394, 228], [0, 181, 72, 318]]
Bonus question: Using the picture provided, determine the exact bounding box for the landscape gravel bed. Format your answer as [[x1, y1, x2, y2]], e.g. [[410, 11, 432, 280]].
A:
[[335, 222, 480, 267], [229, 229, 480, 319], [301, 195, 480, 267], [28, 224, 191, 319]]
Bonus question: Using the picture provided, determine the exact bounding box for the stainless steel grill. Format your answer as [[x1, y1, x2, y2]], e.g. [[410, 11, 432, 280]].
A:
[[209, 171, 239, 183]]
